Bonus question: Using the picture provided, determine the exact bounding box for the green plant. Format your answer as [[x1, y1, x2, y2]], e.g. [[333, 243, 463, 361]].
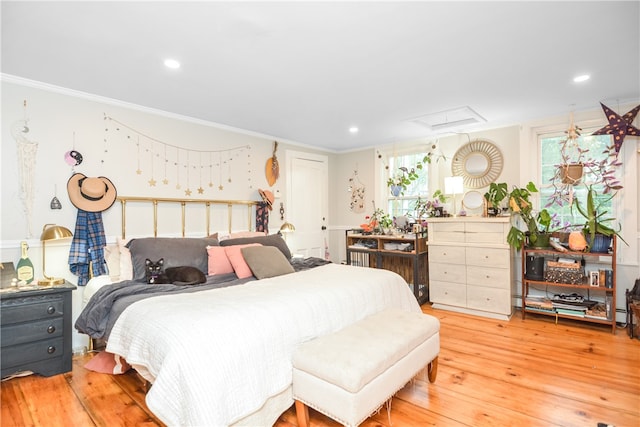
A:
[[387, 166, 417, 196], [572, 185, 627, 250], [484, 182, 508, 214], [412, 190, 448, 220], [506, 182, 554, 249]]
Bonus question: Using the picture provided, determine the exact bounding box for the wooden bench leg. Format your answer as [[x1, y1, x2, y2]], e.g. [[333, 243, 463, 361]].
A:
[[295, 399, 310, 427], [427, 356, 438, 383]]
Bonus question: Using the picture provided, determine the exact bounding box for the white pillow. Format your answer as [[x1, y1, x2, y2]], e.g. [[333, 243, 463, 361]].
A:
[[116, 237, 133, 281], [82, 275, 113, 306]]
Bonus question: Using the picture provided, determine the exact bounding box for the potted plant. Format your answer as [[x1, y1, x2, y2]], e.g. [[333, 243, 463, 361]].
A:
[[484, 182, 508, 216], [412, 190, 447, 221], [387, 166, 417, 197], [386, 148, 446, 197], [506, 182, 554, 249], [572, 185, 627, 253]]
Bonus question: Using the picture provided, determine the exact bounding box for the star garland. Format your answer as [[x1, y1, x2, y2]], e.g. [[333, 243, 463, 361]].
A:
[[104, 114, 252, 194]]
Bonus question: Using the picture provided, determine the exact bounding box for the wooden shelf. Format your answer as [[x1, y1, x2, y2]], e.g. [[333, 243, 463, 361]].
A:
[[521, 237, 617, 333], [345, 230, 429, 304]]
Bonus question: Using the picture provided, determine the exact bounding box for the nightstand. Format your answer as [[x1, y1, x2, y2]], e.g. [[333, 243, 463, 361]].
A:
[[1, 281, 76, 378]]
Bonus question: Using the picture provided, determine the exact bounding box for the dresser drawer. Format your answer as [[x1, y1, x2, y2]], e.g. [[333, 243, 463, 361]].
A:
[[1, 337, 64, 369], [429, 222, 465, 243], [428, 245, 466, 264], [466, 265, 510, 289], [430, 281, 466, 306], [430, 262, 466, 284], [465, 247, 509, 268], [466, 286, 511, 315], [1, 317, 64, 347], [1, 295, 64, 324], [464, 222, 507, 244]]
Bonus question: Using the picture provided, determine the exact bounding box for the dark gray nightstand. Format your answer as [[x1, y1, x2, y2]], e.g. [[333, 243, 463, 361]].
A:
[[1, 281, 76, 378]]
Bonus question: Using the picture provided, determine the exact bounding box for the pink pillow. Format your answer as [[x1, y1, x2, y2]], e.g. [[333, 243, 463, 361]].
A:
[[224, 244, 261, 279], [207, 245, 234, 275], [84, 351, 131, 374]]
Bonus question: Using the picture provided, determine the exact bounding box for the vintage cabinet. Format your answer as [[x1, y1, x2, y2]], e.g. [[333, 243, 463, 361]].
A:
[[1, 282, 76, 378]]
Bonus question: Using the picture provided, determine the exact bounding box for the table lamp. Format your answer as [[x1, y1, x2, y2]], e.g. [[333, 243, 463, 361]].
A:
[[279, 221, 296, 240], [444, 176, 464, 217], [39, 224, 73, 285]]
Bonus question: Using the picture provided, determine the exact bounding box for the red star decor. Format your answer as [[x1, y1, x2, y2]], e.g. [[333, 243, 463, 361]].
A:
[[591, 103, 640, 153]]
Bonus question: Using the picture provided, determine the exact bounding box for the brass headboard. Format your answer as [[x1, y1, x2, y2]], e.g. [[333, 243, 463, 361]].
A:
[[117, 196, 259, 239]]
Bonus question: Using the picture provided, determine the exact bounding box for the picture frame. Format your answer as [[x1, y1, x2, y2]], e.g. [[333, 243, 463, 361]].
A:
[[0, 262, 17, 288], [589, 270, 600, 287]]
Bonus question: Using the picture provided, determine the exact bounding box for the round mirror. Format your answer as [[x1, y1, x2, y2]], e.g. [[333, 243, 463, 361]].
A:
[[465, 153, 489, 176], [462, 190, 484, 210], [451, 140, 504, 188]]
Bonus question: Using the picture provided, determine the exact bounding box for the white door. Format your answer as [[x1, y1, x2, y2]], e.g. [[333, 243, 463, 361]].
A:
[[286, 150, 328, 258]]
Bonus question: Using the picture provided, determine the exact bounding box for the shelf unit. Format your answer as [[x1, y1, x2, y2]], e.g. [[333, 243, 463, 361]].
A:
[[345, 230, 428, 304], [521, 236, 616, 333]]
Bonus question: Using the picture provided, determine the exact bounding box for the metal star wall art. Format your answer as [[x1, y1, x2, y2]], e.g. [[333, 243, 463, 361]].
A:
[[592, 103, 640, 153]]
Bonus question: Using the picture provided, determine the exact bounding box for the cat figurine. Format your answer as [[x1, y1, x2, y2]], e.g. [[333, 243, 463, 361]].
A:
[[144, 258, 206, 285]]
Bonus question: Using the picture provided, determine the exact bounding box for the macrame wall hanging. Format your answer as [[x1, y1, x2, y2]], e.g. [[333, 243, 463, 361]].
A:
[[348, 167, 366, 213], [104, 114, 253, 196], [12, 100, 38, 237]]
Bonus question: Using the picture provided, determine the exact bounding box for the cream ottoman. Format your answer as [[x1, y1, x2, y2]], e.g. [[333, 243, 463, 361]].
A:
[[292, 308, 440, 427]]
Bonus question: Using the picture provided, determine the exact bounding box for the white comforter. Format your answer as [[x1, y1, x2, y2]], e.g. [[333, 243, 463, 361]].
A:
[[106, 263, 420, 426]]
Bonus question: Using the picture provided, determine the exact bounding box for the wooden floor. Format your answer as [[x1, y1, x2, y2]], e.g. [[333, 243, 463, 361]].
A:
[[2, 305, 639, 427]]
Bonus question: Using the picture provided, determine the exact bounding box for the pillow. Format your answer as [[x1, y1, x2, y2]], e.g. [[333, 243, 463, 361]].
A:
[[84, 351, 131, 374], [215, 230, 267, 242], [207, 245, 234, 275], [103, 244, 120, 281], [117, 237, 133, 281], [220, 234, 291, 259], [224, 243, 261, 279], [241, 246, 295, 280], [127, 237, 219, 281]]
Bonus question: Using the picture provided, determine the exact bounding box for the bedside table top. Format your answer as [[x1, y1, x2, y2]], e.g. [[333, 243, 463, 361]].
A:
[[0, 281, 76, 299]]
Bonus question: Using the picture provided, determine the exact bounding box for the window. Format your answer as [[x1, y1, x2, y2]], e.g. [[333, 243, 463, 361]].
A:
[[539, 130, 616, 228], [385, 151, 430, 219]]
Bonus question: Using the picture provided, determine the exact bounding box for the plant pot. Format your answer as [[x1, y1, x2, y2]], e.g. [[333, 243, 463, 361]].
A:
[[486, 207, 500, 217], [587, 234, 612, 253], [390, 185, 402, 197], [528, 232, 551, 248], [560, 163, 583, 185]]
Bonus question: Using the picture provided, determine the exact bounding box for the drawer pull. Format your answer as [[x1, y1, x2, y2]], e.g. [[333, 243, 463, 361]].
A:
[[47, 346, 56, 354], [47, 306, 56, 314], [47, 325, 56, 334]]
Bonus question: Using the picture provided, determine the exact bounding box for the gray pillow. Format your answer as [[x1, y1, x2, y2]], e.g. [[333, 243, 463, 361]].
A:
[[220, 234, 291, 259], [127, 237, 218, 281], [241, 246, 295, 279]]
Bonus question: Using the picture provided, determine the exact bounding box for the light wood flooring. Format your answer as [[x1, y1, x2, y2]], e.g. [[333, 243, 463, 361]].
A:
[[2, 305, 639, 427]]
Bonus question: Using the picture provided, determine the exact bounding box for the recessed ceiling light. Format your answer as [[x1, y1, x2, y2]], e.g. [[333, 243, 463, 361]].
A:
[[349, 126, 359, 134], [164, 59, 181, 69], [573, 74, 590, 83]]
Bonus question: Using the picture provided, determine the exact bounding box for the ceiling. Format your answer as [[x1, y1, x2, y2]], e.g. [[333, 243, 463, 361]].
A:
[[2, 1, 639, 152]]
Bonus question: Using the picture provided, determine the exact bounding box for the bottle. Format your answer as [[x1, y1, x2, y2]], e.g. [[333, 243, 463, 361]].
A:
[[16, 241, 35, 284]]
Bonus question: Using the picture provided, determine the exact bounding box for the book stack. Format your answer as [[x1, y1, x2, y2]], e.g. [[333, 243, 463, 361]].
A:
[[551, 294, 598, 317], [525, 296, 554, 313]]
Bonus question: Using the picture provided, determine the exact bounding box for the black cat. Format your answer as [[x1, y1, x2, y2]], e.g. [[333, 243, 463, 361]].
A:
[[144, 258, 206, 285]]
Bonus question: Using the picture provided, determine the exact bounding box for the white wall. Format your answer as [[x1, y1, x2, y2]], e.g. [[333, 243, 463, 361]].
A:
[[1, 78, 322, 350]]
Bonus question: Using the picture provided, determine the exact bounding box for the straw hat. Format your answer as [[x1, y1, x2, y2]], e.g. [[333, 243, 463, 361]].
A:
[[258, 189, 274, 210], [67, 173, 117, 212]]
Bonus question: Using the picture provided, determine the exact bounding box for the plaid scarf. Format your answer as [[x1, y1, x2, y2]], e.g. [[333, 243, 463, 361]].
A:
[[68, 210, 107, 286]]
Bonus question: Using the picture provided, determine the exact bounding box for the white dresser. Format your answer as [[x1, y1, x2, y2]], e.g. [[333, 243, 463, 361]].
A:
[[427, 217, 513, 320]]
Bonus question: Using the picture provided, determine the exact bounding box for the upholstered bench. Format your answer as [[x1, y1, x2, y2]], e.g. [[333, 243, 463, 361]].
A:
[[292, 308, 440, 427]]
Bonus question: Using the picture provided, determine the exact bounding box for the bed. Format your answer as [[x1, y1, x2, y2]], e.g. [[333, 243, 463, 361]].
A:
[[75, 196, 421, 426]]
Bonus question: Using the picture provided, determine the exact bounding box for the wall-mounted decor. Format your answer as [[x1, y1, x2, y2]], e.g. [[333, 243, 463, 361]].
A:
[[12, 100, 37, 237], [451, 139, 503, 189], [592, 102, 640, 153], [348, 168, 365, 213], [104, 114, 252, 196]]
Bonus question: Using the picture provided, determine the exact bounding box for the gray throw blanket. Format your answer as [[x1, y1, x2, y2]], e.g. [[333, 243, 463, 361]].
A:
[[75, 257, 332, 340]]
